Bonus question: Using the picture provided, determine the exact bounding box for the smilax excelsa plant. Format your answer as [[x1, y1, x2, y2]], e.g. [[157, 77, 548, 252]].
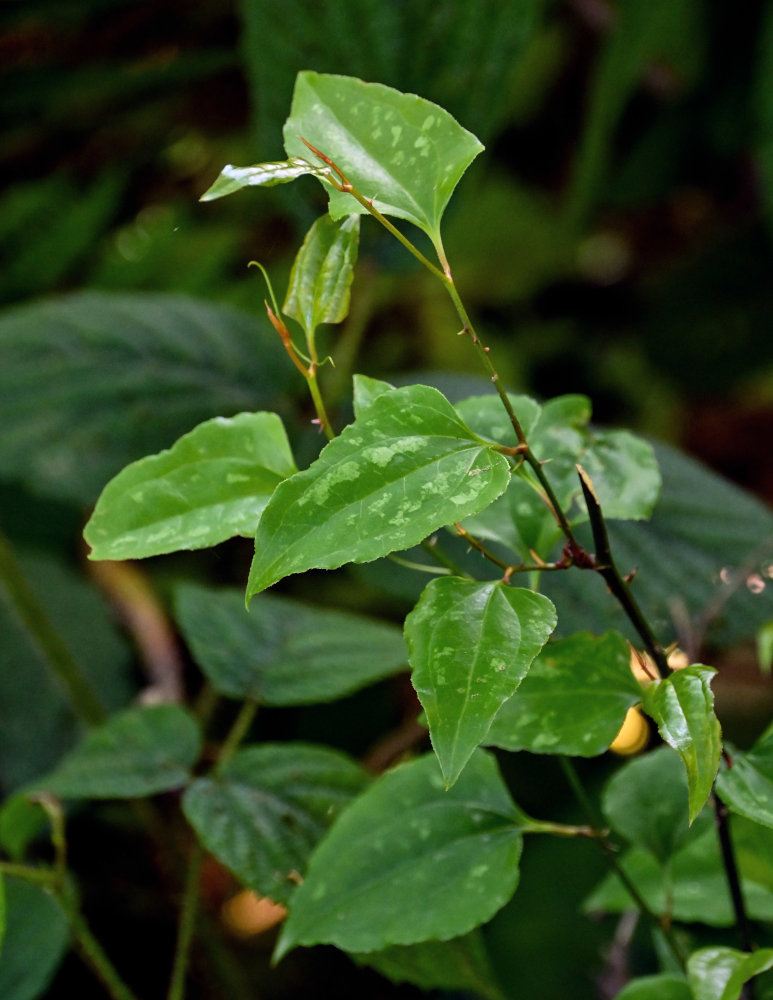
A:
[[3, 71, 773, 1000]]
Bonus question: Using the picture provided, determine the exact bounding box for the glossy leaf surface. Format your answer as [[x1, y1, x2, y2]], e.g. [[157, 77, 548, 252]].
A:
[[485, 631, 640, 756], [284, 214, 360, 336], [716, 722, 773, 829], [283, 72, 484, 241], [276, 751, 523, 956], [85, 412, 296, 560], [688, 946, 773, 1000], [200, 157, 325, 201], [405, 578, 556, 786], [183, 744, 368, 905], [247, 385, 510, 598], [641, 665, 722, 823], [36, 705, 201, 799], [174, 583, 407, 705]]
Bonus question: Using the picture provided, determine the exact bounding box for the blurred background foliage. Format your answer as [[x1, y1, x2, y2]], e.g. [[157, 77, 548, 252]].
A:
[[2, 1, 773, 997]]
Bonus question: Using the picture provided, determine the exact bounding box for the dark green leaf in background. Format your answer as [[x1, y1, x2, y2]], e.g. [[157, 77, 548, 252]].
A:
[[247, 385, 510, 598], [36, 704, 201, 800], [642, 665, 722, 823], [602, 746, 690, 863], [0, 549, 133, 791], [283, 214, 360, 338], [275, 750, 524, 957], [716, 722, 773, 829], [182, 744, 368, 905], [283, 72, 484, 245], [485, 631, 641, 756], [405, 577, 556, 786], [174, 582, 407, 705], [614, 975, 692, 1000], [0, 879, 69, 1000], [84, 412, 296, 560], [458, 393, 660, 560], [0, 292, 294, 505]]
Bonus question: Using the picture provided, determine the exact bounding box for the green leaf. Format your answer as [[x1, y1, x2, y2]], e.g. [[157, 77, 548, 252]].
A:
[[757, 620, 773, 675], [615, 975, 692, 1000], [641, 665, 722, 823], [716, 722, 773, 829], [0, 878, 69, 1000], [246, 385, 510, 599], [36, 704, 201, 799], [182, 743, 368, 905], [275, 750, 523, 958], [458, 393, 660, 559], [0, 291, 294, 505], [485, 631, 640, 756], [283, 72, 484, 242], [284, 214, 360, 337], [174, 582, 407, 705], [200, 157, 326, 201], [584, 822, 773, 926], [352, 374, 395, 417], [0, 872, 5, 957], [0, 795, 47, 862], [0, 547, 133, 791], [352, 930, 505, 1000], [688, 946, 773, 1000], [543, 442, 773, 647], [602, 746, 690, 863], [84, 412, 296, 560], [405, 577, 556, 786]]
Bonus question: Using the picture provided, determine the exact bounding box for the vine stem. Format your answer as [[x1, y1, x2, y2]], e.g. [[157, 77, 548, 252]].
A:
[[0, 525, 105, 726], [714, 792, 755, 959], [559, 757, 687, 970]]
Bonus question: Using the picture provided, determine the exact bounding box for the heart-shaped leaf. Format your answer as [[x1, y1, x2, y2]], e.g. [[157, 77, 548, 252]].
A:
[[275, 750, 524, 957], [283, 72, 484, 244], [716, 721, 773, 829], [85, 412, 296, 560], [247, 384, 510, 599], [405, 577, 556, 786]]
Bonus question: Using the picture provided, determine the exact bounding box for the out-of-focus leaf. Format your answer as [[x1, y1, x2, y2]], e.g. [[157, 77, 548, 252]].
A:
[[275, 750, 524, 957], [602, 746, 690, 863], [641, 665, 721, 823], [183, 744, 368, 905], [716, 723, 773, 829], [84, 413, 296, 560], [543, 442, 773, 647], [36, 705, 201, 800], [0, 795, 47, 862], [0, 292, 293, 505], [0, 548, 133, 791], [174, 583, 407, 705], [405, 577, 555, 786], [486, 631, 640, 756], [615, 975, 692, 1000], [0, 879, 69, 1000]]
